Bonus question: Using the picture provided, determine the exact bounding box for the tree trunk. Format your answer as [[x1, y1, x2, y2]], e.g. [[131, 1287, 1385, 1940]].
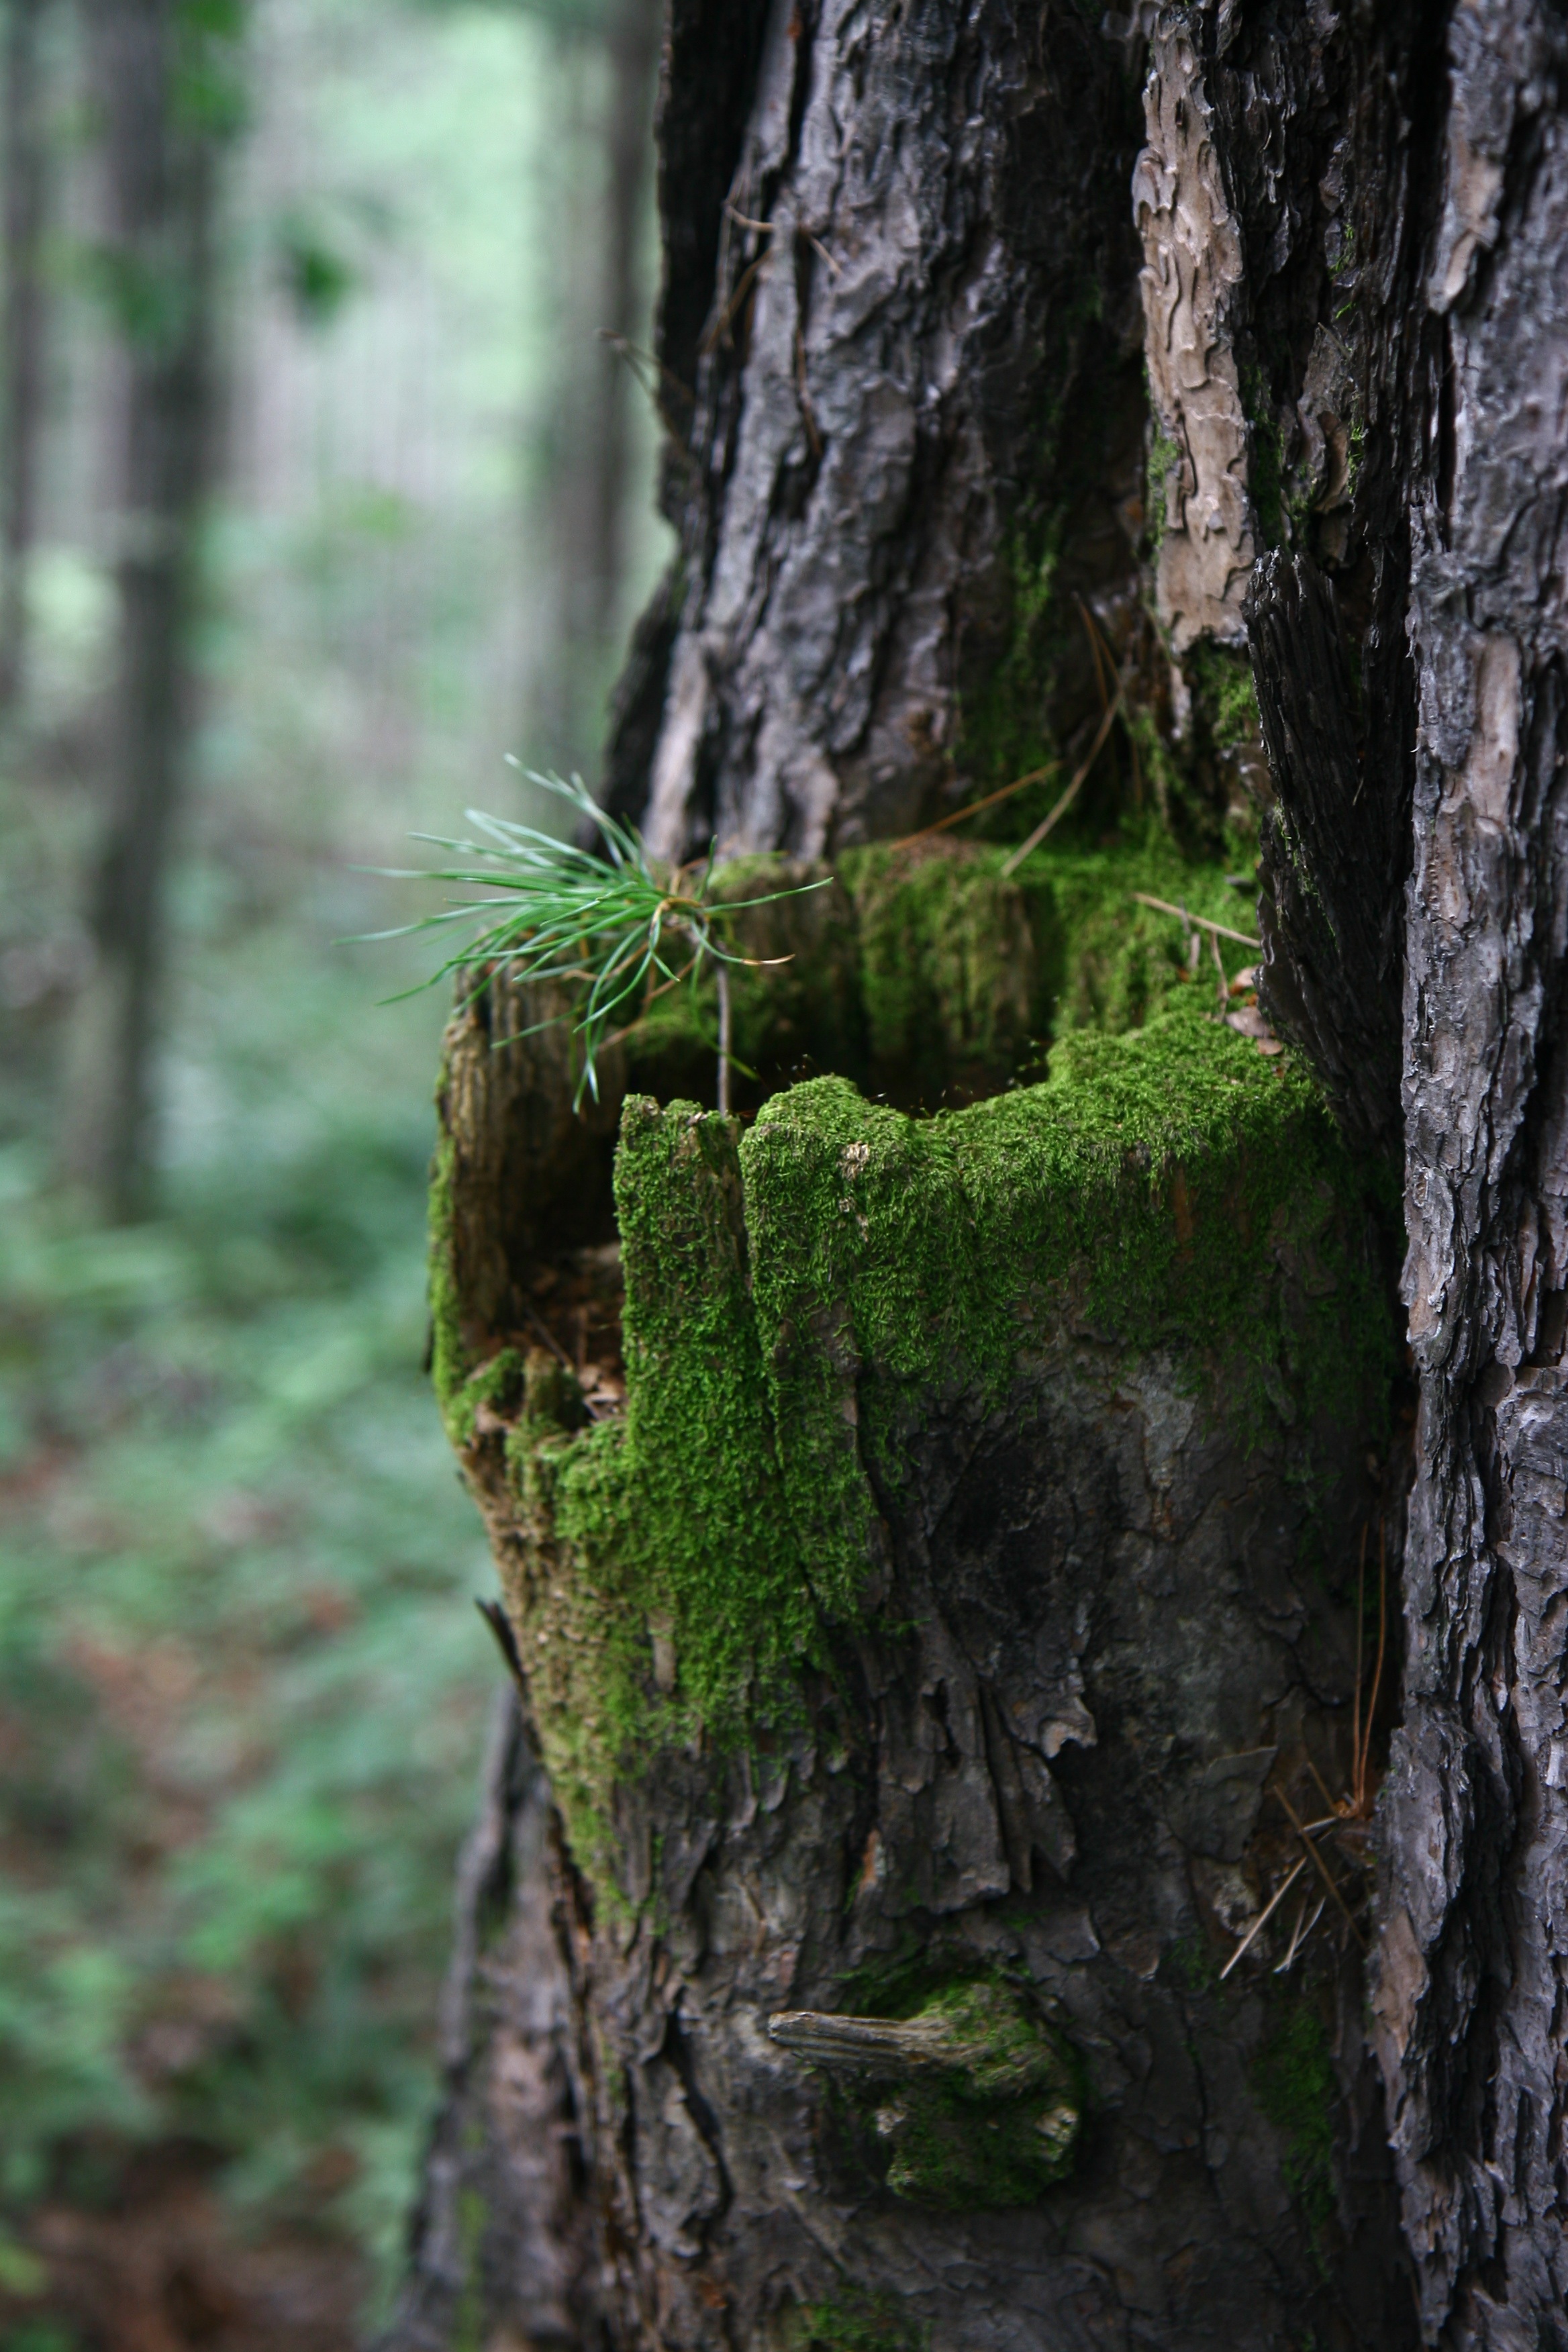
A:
[[593, 0, 660, 646], [530, 0, 660, 777], [60, 0, 222, 1219], [389, 4, 1568, 2347], [0, 0, 49, 714], [1369, 9, 1568, 2341]]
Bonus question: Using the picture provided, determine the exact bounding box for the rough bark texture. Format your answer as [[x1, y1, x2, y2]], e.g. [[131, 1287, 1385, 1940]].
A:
[[607, 0, 1146, 861], [384, 1689, 597, 2352], [392, 2, 1568, 2346], [1374, 10, 1568, 2345]]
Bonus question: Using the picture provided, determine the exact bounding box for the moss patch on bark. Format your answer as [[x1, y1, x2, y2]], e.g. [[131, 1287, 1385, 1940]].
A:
[[461, 983, 1388, 1885], [573, 832, 1266, 1128]]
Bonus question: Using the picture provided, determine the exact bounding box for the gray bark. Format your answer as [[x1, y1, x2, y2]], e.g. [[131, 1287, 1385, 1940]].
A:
[[1373, 9, 1568, 2345], [605, 0, 1146, 860]]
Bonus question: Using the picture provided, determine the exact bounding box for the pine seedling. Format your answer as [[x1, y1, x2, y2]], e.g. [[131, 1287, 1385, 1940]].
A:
[[376, 767, 826, 1112]]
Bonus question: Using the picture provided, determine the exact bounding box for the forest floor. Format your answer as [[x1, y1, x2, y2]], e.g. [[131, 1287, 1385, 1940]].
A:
[[0, 776, 501, 2351]]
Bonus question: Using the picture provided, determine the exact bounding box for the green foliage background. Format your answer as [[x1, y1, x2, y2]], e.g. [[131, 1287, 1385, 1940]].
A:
[[0, 0, 667, 2329], [0, 951, 491, 2284]]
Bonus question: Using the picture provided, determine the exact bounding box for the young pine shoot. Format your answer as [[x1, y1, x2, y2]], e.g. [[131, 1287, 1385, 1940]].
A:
[[377, 767, 825, 1114]]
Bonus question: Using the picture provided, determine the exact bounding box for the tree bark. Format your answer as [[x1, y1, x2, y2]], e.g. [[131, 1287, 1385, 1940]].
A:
[[0, 0, 49, 714], [391, 4, 1568, 2347], [60, 0, 222, 1219], [1371, 9, 1568, 2343], [603, 0, 1149, 860], [531, 0, 660, 775]]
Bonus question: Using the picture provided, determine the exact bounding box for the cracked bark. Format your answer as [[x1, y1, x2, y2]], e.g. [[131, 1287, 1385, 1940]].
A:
[[389, 3, 1568, 2346]]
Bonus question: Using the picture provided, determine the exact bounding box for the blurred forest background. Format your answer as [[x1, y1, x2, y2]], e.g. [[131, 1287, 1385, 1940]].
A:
[[0, 0, 665, 2340]]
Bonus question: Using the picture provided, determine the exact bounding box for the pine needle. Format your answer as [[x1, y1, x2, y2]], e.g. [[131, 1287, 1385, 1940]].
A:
[[371, 769, 828, 1110]]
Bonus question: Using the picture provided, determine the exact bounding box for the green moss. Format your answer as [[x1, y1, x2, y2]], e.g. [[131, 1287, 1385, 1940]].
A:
[[1165, 1929, 1222, 1994], [875, 2074, 1073, 2207], [1189, 643, 1259, 756], [1253, 2000, 1337, 2239], [488, 983, 1388, 1885], [816, 1978, 1081, 2208], [626, 832, 1263, 1104], [1146, 415, 1181, 556], [795, 2287, 928, 2352], [452, 2185, 487, 2352], [427, 1126, 470, 1441], [838, 842, 1050, 1092], [1030, 832, 1258, 1040], [627, 857, 866, 1101], [432, 836, 1393, 1889], [442, 1346, 524, 1451], [952, 523, 1061, 816], [491, 1101, 829, 1875]]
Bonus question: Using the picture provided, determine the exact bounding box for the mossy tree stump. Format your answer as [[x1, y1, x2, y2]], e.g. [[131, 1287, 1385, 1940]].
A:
[[397, 852, 1413, 2352]]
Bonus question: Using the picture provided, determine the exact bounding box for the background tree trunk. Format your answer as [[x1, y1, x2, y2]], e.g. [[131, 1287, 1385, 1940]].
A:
[[389, 4, 1568, 2347], [0, 0, 50, 715], [530, 0, 660, 776], [60, 0, 223, 1218]]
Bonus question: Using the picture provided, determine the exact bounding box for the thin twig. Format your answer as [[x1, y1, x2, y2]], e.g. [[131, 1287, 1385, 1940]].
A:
[[1358, 1518, 1389, 1815], [1275, 1892, 1326, 1975], [1078, 597, 1118, 801], [1306, 1753, 1340, 1822], [724, 202, 840, 279], [716, 963, 732, 1117], [1352, 1521, 1367, 1808], [795, 322, 822, 456], [702, 248, 771, 354], [1097, 615, 1143, 812], [1271, 1783, 1367, 1951], [1079, 595, 1140, 807], [1130, 892, 1261, 949], [999, 687, 1125, 877], [1210, 922, 1228, 1011], [1219, 1855, 1308, 1980], [891, 761, 1061, 851]]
